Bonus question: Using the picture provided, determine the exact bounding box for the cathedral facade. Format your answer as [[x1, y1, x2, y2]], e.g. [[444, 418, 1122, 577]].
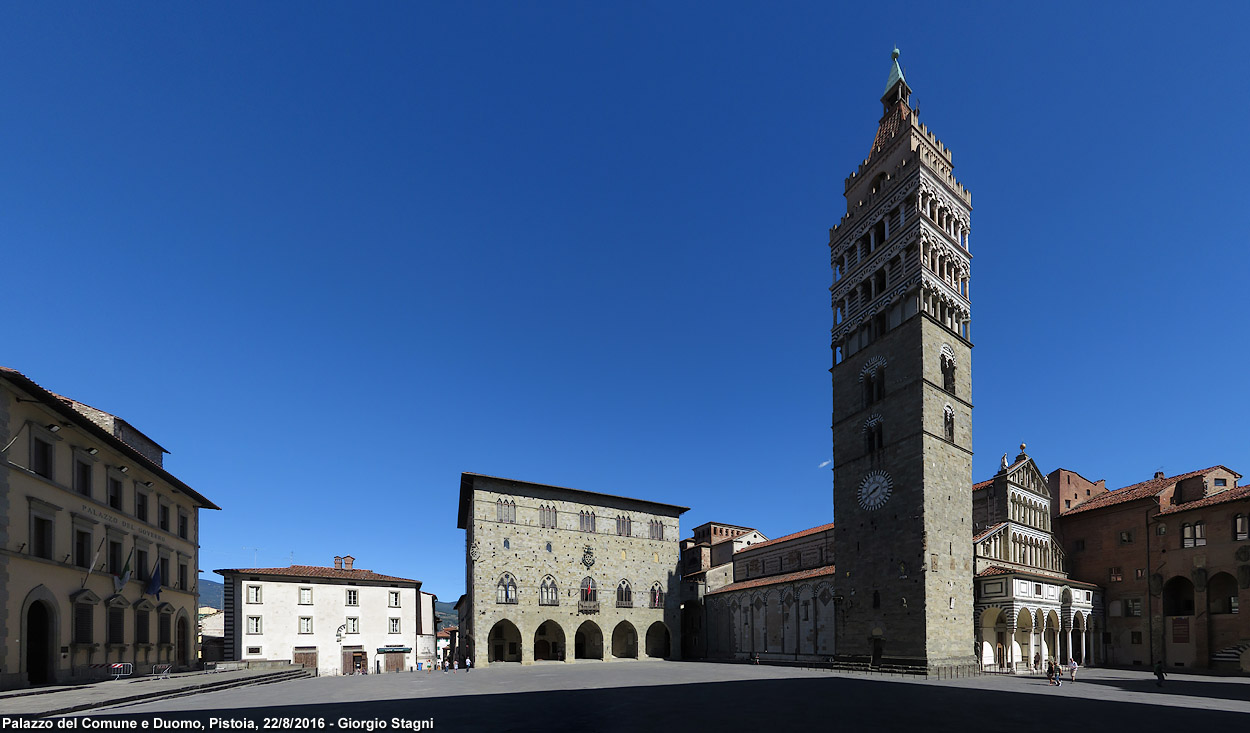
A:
[[829, 49, 977, 675]]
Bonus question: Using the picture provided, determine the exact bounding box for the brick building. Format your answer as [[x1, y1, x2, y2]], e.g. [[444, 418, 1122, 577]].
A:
[[1057, 466, 1250, 671], [677, 522, 766, 658]]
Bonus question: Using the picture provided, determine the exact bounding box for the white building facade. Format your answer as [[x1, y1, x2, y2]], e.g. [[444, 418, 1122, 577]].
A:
[[217, 556, 436, 675]]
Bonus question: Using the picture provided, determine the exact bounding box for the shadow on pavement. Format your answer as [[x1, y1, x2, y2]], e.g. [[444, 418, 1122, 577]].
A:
[[1066, 675, 1250, 703], [44, 677, 1249, 733]]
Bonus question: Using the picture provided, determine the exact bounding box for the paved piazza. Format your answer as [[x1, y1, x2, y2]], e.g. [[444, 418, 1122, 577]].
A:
[[69, 662, 1250, 732]]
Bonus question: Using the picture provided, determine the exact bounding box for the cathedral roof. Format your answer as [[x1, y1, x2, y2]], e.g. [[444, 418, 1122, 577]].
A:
[[734, 522, 835, 554], [973, 522, 1007, 542], [706, 563, 837, 595]]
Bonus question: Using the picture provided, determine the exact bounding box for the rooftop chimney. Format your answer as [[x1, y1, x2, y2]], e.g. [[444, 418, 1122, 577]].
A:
[[1154, 471, 1165, 480], [333, 556, 343, 570], [343, 555, 354, 570]]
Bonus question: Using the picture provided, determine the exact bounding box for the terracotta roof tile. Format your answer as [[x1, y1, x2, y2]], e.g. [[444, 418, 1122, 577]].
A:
[[976, 565, 1099, 589], [1158, 483, 1250, 515], [708, 564, 837, 595], [215, 565, 418, 584], [1061, 466, 1237, 516], [972, 479, 993, 492], [735, 522, 835, 554]]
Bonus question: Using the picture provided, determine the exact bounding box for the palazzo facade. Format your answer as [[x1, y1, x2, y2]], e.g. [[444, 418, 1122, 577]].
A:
[[0, 366, 218, 689], [457, 473, 686, 667]]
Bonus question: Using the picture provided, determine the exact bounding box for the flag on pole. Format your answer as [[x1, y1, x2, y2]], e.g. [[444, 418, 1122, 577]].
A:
[[81, 536, 107, 588], [144, 559, 162, 600], [113, 547, 134, 593]]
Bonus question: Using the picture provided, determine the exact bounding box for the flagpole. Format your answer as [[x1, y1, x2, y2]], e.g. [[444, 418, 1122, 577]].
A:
[[82, 535, 107, 588]]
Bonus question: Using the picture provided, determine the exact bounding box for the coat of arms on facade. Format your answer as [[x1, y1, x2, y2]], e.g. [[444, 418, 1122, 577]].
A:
[[581, 545, 595, 569], [469, 542, 480, 561]]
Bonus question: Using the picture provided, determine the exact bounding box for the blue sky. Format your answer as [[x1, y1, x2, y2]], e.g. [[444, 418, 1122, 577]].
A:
[[2, 3, 1246, 599]]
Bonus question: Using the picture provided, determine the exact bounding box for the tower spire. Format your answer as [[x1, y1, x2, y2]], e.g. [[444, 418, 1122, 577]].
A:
[[881, 47, 912, 114]]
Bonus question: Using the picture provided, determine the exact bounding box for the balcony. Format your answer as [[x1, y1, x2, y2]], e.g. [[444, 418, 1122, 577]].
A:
[[577, 600, 599, 614], [616, 599, 633, 609]]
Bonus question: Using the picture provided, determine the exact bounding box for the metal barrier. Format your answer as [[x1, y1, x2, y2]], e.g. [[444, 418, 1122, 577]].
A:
[[153, 664, 172, 679], [110, 663, 133, 680]]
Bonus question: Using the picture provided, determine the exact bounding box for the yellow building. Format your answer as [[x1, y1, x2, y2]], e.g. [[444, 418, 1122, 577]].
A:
[[0, 367, 219, 689]]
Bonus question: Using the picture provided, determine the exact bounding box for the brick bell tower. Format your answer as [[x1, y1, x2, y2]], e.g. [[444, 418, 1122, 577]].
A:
[[829, 49, 976, 675]]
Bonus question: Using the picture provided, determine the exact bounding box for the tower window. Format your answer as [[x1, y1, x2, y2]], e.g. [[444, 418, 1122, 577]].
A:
[[943, 406, 955, 442]]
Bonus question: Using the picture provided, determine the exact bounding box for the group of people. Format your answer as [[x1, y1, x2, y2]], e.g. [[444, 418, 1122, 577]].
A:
[[424, 657, 471, 674], [1033, 652, 1077, 686]]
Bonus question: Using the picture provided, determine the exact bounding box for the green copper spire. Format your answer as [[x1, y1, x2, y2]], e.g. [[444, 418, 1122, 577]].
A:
[[884, 47, 905, 95]]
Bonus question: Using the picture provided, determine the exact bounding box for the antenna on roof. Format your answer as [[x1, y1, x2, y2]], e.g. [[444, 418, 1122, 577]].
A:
[[243, 546, 262, 566]]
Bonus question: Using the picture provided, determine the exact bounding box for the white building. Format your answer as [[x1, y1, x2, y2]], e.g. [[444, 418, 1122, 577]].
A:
[[217, 555, 436, 675]]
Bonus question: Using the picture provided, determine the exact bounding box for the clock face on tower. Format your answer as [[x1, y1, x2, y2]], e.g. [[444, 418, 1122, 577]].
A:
[[858, 470, 893, 511]]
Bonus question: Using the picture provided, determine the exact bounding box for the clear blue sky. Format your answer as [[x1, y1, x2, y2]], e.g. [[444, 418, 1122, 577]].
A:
[[3, 3, 1246, 600]]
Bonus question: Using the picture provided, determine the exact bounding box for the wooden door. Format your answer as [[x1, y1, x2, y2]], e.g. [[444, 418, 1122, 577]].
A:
[[294, 650, 318, 670], [385, 652, 404, 672]]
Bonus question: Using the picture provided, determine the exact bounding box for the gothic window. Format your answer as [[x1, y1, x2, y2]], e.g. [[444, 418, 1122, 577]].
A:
[[580, 577, 597, 603], [539, 576, 559, 606], [1234, 514, 1247, 541], [942, 358, 956, 394], [650, 582, 665, 609], [616, 515, 632, 537], [496, 573, 518, 604], [580, 510, 596, 533], [649, 520, 665, 540], [496, 498, 516, 524], [943, 405, 955, 442], [540, 504, 557, 529], [616, 580, 632, 608]]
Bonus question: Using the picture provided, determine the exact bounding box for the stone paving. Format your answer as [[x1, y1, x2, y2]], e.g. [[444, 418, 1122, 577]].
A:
[[13, 662, 1249, 732], [0, 669, 292, 716]]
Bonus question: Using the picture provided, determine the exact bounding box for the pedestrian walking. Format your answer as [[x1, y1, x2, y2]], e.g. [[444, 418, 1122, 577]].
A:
[[1033, 652, 1041, 675], [1154, 661, 1166, 687], [453, 660, 459, 674], [1068, 659, 1078, 682], [443, 660, 448, 674], [465, 657, 472, 673]]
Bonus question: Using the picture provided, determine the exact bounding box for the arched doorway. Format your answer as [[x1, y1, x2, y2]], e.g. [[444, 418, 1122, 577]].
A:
[[645, 622, 670, 658], [176, 616, 190, 668], [1163, 576, 1195, 616], [533, 621, 565, 661], [25, 600, 55, 685], [1016, 608, 1035, 671], [487, 619, 522, 663], [1044, 610, 1060, 664], [978, 608, 1005, 667], [575, 620, 603, 660], [1071, 612, 1085, 665], [612, 621, 638, 659]]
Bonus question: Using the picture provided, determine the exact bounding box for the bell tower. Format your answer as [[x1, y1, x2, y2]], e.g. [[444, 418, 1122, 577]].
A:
[[829, 49, 976, 675]]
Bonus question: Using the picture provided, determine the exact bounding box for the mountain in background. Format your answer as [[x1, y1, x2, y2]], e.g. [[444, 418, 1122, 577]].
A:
[[198, 578, 224, 610]]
